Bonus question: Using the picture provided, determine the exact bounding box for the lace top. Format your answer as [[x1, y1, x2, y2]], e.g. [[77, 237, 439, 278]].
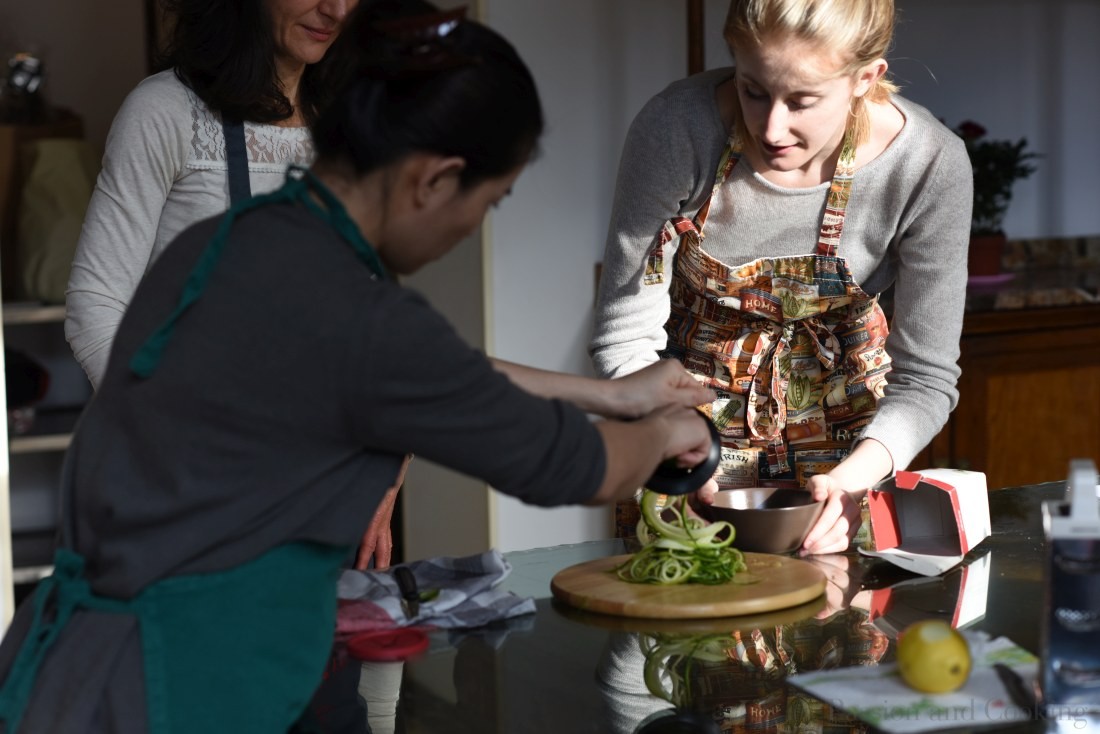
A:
[[66, 70, 316, 388], [183, 82, 314, 170]]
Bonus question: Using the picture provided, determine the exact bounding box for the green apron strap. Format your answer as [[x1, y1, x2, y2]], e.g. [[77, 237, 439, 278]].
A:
[[130, 166, 389, 379], [0, 550, 129, 733], [296, 168, 390, 278]]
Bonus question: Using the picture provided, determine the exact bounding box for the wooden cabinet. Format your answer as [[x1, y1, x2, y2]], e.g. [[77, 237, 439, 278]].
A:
[[914, 304, 1100, 490]]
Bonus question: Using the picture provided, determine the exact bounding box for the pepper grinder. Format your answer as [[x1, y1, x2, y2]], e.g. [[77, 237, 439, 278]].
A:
[[1040, 458, 1100, 717]]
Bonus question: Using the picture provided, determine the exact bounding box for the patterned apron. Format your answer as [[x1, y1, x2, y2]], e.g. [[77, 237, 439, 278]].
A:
[[616, 133, 891, 537]]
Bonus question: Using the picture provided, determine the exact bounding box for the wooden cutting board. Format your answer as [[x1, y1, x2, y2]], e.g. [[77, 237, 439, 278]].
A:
[[550, 552, 825, 619], [551, 595, 827, 634]]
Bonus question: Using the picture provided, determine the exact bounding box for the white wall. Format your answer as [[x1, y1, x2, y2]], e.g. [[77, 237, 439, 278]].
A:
[[484, 0, 690, 551], [889, 1, 1100, 238]]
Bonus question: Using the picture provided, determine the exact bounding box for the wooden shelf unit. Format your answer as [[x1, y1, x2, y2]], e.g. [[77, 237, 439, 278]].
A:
[[2, 301, 92, 621]]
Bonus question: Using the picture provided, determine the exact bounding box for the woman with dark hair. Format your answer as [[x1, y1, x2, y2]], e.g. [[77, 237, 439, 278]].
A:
[[0, 3, 715, 732], [65, 0, 356, 391], [64, 0, 410, 572]]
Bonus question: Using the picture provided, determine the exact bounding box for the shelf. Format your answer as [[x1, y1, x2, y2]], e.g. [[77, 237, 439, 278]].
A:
[[2, 301, 66, 326], [8, 406, 83, 455], [12, 565, 53, 586], [10, 433, 72, 454], [12, 529, 57, 581]]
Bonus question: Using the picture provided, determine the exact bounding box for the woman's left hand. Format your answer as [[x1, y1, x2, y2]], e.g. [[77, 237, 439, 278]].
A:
[[612, 359, 714, 419], [799, 474, 865, 555], [799, 439, 893, 555]]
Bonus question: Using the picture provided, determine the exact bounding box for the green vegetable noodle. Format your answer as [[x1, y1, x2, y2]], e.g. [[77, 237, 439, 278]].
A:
[[614, 490, 752, 585]]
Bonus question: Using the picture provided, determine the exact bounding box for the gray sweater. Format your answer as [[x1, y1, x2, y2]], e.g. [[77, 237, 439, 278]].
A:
[[590, 68, 974, 470]]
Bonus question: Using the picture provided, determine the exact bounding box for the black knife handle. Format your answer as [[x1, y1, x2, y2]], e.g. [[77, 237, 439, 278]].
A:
[[394, 566, 419, 616], [993, 663, 1038, 711]]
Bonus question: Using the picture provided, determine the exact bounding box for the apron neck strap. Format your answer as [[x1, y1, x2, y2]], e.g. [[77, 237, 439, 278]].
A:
[[694, 130, 858, 258], [129, 166, 389, 378], [223, 118, 252, 206], [815, 131, 857, 258]]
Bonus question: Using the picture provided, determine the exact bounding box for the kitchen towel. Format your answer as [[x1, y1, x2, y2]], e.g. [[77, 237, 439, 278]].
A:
[[335, 549, 536, 635], [786, 632, 1054, 733]]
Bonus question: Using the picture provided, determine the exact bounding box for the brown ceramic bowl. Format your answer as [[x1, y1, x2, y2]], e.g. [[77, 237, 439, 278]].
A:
[[701, 488, 825, 555]]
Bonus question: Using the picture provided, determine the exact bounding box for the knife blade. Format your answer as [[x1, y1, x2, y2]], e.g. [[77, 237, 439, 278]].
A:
[[394, 565, 419, 620]]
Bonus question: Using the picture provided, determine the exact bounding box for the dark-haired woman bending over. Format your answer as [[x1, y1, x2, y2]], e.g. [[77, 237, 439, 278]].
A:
[[0, 3, 715, 732], [64, 0, 411, 571]]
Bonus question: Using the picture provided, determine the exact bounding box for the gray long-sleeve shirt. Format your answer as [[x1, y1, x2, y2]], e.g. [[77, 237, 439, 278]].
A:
[[590, 69, 974, 470], [65, 70, 315, 388]]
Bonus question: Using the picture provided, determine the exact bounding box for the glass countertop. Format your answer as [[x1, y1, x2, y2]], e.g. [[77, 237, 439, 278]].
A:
[[296, 482, 1093, 734]]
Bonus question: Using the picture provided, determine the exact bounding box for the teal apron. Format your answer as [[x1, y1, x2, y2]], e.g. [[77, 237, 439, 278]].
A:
[[0, 167, 388, 732]]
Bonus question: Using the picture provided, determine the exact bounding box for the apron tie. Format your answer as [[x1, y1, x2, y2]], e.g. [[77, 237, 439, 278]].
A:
[[653, 128, 889, 483], [0, 550, 129, 733], [746, 315, 842, 445]]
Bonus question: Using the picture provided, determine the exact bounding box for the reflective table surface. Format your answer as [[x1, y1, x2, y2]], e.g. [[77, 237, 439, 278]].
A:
[[299, 482, 1088, 734]]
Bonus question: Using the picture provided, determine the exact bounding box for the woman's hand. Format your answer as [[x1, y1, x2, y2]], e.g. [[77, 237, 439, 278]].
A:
[[355, 454, 412, 570], [488, 358, 713, 420], [688, 477, 720, 513], [799, 476, 864, 555], [798, 439, 893, 556], [588, 404, 714, 505], [609, 359, 714, 419]]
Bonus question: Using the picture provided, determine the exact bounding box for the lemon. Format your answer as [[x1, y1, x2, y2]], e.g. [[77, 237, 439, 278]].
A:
[[896, 619, 972, 693]]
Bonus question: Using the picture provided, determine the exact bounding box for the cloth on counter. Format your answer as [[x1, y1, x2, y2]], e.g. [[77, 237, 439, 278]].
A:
[[787, 631, 1044, 733], [336, 549, 536, 634]]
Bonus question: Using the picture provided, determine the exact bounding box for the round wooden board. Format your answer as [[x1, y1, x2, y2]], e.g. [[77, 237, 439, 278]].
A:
[[551, 595, 827, 634], [550, 552, 826, 619]]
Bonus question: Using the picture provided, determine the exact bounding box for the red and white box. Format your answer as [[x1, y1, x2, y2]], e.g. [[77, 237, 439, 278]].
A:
[[859, 468, 992, 577]]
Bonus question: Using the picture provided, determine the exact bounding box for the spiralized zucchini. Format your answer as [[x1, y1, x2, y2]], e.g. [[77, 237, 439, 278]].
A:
[[614, 490, 753, 585], [641, 633, 736, 706]]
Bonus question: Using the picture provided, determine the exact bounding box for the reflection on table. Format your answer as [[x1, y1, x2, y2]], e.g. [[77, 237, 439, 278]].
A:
[[297, 482, 1066, 734]]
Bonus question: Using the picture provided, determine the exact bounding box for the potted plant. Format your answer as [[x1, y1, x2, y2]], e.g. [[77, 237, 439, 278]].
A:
[[953, 120, 1039, 277]]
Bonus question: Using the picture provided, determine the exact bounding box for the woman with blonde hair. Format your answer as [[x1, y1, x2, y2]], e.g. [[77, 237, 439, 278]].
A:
[[591, 0, 972, 553]]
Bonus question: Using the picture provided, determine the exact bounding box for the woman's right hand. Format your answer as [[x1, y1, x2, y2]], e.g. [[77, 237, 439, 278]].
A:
[[589, 404, 714, 505], [652, 403, 714, 467], [689, 477, 720, 512]]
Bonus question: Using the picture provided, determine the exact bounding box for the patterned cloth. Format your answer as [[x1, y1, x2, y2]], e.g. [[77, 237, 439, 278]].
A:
[[652, 133, 890, 486], [335, 549, 536, 635]]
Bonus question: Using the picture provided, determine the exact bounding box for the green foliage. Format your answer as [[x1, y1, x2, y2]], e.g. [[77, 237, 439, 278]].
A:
[[954, 120, 1040, 236]]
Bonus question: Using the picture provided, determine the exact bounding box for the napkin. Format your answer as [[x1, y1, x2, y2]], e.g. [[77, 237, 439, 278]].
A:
[[335, 549, 536, 635], [786, 631, 1041, 733]]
